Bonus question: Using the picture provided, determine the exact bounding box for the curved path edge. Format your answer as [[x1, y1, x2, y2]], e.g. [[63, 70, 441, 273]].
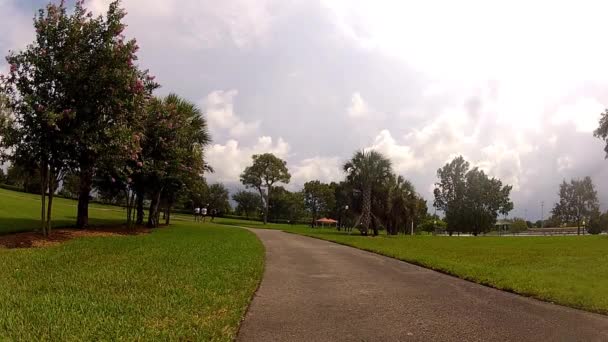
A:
[[233, 227, 608, 341]]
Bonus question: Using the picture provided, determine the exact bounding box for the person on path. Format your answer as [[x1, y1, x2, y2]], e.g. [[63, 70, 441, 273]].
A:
[[201, 207, 208, 223], [194, 207, 201, 221]]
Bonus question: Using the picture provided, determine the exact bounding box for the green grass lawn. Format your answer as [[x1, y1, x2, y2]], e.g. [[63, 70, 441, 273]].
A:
[[0, 189, 264, 341], [216, 217, 608, 315], [0, 188, 126, 234]]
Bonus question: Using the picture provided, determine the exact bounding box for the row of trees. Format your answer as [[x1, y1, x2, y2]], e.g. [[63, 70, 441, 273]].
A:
[[235, 151, 444, 236], [0, 1, 213, 235]]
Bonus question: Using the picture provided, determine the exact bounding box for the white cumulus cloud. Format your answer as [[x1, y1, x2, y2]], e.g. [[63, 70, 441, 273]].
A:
[[203, 89, 260, 138]]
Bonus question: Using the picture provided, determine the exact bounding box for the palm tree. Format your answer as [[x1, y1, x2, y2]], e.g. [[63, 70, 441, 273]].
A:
[[386, 175, 417, 235], [343, 150, 392, 235], [142, 94, 212, 228]]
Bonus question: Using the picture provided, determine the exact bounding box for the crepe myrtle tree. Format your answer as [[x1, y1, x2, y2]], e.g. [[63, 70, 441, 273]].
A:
[[28, 0, 158, 228], [240, 153, 291, 225], [0, 2, 86, 236]]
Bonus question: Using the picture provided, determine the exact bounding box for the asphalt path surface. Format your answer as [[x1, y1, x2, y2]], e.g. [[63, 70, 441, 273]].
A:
[[237, 229, 608, 342]]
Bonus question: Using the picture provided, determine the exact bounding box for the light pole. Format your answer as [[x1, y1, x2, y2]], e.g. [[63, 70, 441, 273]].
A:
[[344, 205, 349, 231], [541, 201, 544, 228]]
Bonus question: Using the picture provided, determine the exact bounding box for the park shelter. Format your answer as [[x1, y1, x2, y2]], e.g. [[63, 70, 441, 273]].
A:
[[495, 220, 511, 234], [316, 218, 338, 228]]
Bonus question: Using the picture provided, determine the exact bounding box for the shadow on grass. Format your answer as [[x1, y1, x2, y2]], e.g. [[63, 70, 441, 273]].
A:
[[0, 217, 125, 236]]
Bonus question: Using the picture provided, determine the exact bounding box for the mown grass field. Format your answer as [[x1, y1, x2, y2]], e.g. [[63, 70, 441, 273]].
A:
[[0, 188, 126, 234], [0, 189, 264, 341], [216, 217, 608, 315]]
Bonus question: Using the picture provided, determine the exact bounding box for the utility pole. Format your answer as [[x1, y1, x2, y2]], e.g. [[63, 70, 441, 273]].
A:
[[541, 201, 544, 228]]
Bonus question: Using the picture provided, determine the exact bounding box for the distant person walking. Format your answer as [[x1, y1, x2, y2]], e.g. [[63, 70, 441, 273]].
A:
[[194, 207, 201, 221], [210, 209, 217, 222], [201, 207, 208, 222]]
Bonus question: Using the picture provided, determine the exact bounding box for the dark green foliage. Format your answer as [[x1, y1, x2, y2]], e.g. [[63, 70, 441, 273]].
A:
[[59, 173, 81, 199], [232, 190, 262, 219], [417, 217, 447, 233], [206, 183, 231, 214], [587, 212, 608, 235], [594, 109, 608, 156], [303, 180, 336, 224], [433, 156, 513, 235], [510, 219, 528, 233], [4, 163, 42, 194], [267, 186, 306, 223], [343, 150, 393, 235], [551, 177, 599, 235], [240, 153, 291, 224]]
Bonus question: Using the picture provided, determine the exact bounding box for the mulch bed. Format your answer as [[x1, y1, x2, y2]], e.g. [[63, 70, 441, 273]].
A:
[[0, 226, 150, 249]]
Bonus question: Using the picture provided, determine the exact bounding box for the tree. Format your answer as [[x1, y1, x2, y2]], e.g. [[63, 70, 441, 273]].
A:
[[551, 177, 599, 235], [384, 175, 423, 235], [587, 211, 608, 234], [303, 180, 335, 226], [330, 181, 356, 230], [418, 215, 447, 233], [0, 2, 87, 235], [510, 219, 528, 234], [240, 153, 291, 225], [139, 94, 211, 228], [59, 173, 80, 199], [433, 156, 469, 235], [594, 109, 608, 156], [0, 168, 5, 184], [463, 167, 513, 235], [206, 183, 231, 214], [267, 187, 306, 223], [232, 190, 262, 219], [434, 156, 513, 235], [343, 150, 393, 236], [56, 1, 157, 228]]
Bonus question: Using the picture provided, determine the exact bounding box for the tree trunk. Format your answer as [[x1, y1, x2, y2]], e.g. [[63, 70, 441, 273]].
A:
[[40, 162, 46, 236], [136, 190, 145, 225], [45, 173, 55, 236], [165, 202, 172, 225], [126, 190, 133, 228], [260, 187, 269, 225], [76, 166, 93, 228], [40, 163, 48, 236], [147, 190, 162, 228], [360, 185, 371, 236]]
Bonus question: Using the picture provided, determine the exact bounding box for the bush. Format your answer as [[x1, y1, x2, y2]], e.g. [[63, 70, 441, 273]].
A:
[[587, 213, 608, 235], [0, 183, 25, 192], [417, 219, 447, 233], [510, 219, 528, 233]]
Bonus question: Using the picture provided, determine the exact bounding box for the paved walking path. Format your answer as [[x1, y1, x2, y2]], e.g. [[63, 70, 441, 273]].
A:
[[237, 229, 608, 341]]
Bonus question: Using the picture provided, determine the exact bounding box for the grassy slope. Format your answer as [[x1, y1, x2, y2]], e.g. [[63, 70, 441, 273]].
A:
[[0, 188, 126, 234], [0, 189, 264, 341], [217, 217, 608, 315]]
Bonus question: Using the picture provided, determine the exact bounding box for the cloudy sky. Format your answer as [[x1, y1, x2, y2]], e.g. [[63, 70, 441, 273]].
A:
[[2, 0, 608, 220]]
